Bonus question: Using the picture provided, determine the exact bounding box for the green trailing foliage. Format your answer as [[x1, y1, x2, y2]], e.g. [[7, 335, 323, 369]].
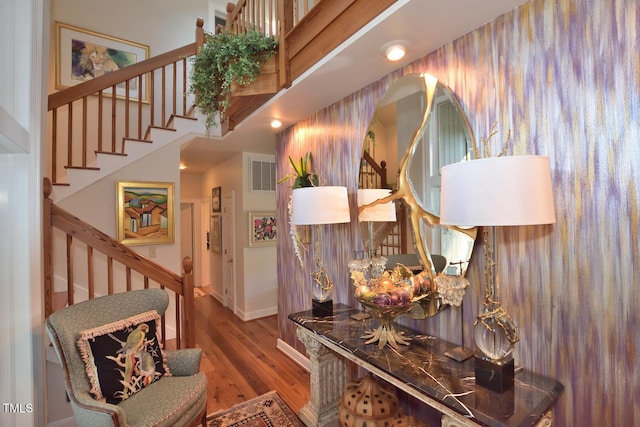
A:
[[189, 30, 278, 130]]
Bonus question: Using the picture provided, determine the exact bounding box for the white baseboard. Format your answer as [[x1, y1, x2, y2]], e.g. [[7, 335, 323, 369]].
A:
[[239, 306, 277, 321], [277, 338, 310, 372]]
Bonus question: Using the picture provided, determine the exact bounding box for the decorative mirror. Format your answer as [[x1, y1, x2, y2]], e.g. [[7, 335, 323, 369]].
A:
[[357, 73, 478, 319]]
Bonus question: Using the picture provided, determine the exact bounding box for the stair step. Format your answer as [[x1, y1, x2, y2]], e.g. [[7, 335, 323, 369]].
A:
[[171, 114, 197, 121], [64, 166, 100, 171], [123, 137, 153, 143], [145, 125, 175, 140], [95, 150, 127, 156]]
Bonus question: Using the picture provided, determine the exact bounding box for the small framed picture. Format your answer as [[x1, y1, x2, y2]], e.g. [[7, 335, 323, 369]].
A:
[[211, 186, 221, 213], [211, 215, 221, 254], [249, 211, 277, 247]]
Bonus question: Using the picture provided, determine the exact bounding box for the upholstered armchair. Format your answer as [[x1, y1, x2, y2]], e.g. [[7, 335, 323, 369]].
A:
[[45, 289, 207, 427]]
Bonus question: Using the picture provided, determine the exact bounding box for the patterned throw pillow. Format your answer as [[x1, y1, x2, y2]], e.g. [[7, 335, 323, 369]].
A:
[[77, 310, 171, 404]]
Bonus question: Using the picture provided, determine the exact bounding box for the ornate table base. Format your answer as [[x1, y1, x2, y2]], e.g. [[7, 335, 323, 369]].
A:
[[296, 327, 346, 427]]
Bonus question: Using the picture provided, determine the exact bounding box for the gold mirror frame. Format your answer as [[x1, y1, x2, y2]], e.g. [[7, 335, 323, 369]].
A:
[[358, 73, 478, 318]]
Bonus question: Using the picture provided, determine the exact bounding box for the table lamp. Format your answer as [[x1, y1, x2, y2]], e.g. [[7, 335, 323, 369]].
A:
[[439, 155, 556, 393], [292, 186, 351, 317]]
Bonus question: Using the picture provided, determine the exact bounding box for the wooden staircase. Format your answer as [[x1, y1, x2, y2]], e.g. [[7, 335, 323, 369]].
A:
[[46, 1, 399, 201]]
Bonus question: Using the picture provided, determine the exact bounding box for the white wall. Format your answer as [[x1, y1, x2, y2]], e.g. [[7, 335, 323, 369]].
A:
[[242, 153, 278, 319], [51, 0, 209, 55]]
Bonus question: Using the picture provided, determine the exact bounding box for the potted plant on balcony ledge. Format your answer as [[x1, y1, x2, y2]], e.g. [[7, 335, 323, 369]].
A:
[[189, 29, 278, 130]]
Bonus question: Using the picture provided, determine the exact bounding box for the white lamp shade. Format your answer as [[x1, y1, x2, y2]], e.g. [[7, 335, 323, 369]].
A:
[[291, 186, 351, 225], [439, 155, 556, 226], [357, 189, 397, 222]]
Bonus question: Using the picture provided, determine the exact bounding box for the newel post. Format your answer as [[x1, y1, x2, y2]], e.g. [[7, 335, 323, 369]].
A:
[[182, 256, 196, 348], [43, 178, 54, 317], [195, 17, 205, 52]]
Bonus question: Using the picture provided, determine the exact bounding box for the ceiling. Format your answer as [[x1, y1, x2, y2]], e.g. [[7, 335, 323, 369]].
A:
[[179, 0, 528, 174]]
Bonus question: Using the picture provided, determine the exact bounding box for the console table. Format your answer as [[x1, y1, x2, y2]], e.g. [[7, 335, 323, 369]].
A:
[[289, 305, 563, 427]]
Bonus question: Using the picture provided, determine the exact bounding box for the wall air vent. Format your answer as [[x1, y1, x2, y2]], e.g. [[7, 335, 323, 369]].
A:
[[250, 157, 276, 192]]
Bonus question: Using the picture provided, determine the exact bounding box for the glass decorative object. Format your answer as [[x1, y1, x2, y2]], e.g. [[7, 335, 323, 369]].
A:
[[359, 298, 414, 349], [474, 300, 518, 361], [434, 267, 469, 306], [350, 263, 431, 349]]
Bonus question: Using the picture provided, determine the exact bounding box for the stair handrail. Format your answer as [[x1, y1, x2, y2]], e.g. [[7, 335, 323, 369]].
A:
[[48, 19, 205, 111], [47, 18, 205, 185], [360, 150, 388, 189], [43, 177, 196, 348]]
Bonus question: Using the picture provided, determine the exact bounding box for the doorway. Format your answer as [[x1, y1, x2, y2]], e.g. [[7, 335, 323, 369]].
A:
[[222, 191, 236, 312]]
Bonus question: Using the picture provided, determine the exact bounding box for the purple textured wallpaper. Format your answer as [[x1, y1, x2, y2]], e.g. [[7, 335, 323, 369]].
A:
[[277, 0, 640, 424]]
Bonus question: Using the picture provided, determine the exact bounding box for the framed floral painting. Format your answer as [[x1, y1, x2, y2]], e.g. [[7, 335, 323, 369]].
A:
[[249, 211, 276, 247]]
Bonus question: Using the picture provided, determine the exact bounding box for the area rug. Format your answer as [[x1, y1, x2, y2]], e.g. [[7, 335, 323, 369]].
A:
[[206, 391, 304, 427]]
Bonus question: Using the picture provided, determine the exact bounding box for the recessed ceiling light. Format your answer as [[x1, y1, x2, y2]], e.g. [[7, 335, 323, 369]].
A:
[[270, 119, 282, 129], [381, 40, 408, 62], [179, 163, 187, 170]]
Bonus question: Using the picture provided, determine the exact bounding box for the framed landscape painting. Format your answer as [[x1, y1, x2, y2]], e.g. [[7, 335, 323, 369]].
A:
[[55, 22, 150, 102], [116, 181, 174, 245], [249, 211, 277, 247]]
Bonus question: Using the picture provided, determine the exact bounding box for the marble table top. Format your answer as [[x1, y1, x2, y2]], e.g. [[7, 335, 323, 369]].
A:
[[289, 304, 564, 427]]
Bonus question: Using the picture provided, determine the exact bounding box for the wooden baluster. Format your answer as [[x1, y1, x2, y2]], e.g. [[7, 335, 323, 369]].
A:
[[67, 102, 73, 167], [144, 276, 149, 289], [182, 58, 187, 115], [172, 62, 177, 117], [161, 66, 166, 126], [107, 256, 114, 294], [87, 246, 94, 299], [126, 266, 132, 291], [125, 80, 130, 141], [66, 235, 74, 306], [269, 0, 273, 35], [82, 96, 88, 167], [149, 71, 156, 126], [137, 75, 143, 139], [111, 85, 117, 152], [98, 91, 103, 152], [160, 285, 167, 347], [175, 295, 182, 348], [51, 110, 58, 183]]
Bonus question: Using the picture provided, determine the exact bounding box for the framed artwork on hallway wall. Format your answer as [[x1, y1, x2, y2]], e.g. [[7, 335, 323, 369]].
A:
[[116, 181, 175, 246], [210, 215, 221, 254], [55, 22, 150, 102], [211, 186, 221, 213], [249, 211, 277, 247]]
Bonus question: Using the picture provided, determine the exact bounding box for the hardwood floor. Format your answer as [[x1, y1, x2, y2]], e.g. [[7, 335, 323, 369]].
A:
[[194, 292, 310, 416]]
